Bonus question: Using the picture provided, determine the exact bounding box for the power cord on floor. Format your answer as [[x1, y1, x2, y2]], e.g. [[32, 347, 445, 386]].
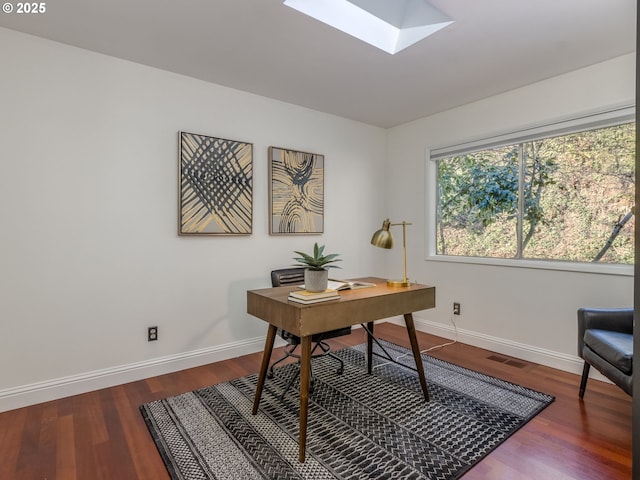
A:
[[419, 314, 458, 353], [372, 314, 459, 369], [399, 314, 458, 359]]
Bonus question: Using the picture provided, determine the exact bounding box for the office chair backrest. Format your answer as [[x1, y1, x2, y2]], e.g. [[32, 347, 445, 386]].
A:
[[271, 268, 305, 287]]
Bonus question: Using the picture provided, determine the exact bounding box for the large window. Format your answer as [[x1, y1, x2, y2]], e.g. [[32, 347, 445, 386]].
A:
[[433, 111, 635, 265]]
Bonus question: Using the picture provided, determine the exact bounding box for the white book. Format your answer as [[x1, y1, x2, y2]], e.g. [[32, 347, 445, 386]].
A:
[[298, 280, 376, 291], [327, 279, 376, 290]]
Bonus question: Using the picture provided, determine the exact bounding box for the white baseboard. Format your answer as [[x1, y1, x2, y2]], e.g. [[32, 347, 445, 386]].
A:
[[0, 336, 285, 413], [389, 316, 611, 384], [1, 319, 610, 413]]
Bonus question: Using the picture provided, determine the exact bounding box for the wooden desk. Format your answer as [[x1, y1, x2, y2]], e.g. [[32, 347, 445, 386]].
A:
[[247, 277, 436, 462]]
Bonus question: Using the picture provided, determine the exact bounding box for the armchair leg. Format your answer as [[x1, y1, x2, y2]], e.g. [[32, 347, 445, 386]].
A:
[[579, 362, 590, 398]]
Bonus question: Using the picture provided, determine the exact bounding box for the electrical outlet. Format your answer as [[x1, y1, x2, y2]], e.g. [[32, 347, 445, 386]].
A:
[[148, 326, 158, 341], [453, 302, 461, 315]]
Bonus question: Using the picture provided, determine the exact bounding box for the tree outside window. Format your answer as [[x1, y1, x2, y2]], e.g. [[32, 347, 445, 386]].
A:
[[436, 122, 635, 264]]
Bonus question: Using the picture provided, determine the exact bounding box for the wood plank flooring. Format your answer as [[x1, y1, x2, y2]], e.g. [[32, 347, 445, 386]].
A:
[[0, 323, 632, 479]]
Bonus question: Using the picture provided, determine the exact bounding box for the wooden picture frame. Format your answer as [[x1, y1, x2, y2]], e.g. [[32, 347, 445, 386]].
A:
[[268, 146, 324, 235], [179, 131, 253, 235]]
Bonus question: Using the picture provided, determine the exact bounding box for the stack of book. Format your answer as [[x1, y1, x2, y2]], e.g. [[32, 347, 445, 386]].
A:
[[288, 288, 340, 304]]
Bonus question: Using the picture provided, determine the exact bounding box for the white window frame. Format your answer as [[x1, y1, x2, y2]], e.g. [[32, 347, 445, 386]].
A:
[[425, 104, 635, 276]]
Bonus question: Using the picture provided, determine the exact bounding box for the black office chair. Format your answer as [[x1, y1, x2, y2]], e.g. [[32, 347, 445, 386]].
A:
[[267, 268, 351, 397]]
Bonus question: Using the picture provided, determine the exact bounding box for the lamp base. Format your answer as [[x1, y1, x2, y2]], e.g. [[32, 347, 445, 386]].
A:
[[386, 279, 412, 287]]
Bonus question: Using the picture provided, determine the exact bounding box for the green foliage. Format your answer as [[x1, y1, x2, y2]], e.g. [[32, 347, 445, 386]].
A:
[[293, 242, 342, 270], [438, 147, 519, 232], [436, 122, 635, 264]]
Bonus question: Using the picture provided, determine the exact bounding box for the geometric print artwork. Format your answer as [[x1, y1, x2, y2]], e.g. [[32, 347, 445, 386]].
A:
[[179, 132, 253, 235], [140, 340, 554, 480], [268, 146, 324, 234]]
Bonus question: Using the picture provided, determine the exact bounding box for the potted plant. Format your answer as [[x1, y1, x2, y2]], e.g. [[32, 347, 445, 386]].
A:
[[293, 242, 341, 292]]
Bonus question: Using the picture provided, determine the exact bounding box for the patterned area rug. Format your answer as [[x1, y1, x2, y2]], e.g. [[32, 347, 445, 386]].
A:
[[140, 341, 554, 479]]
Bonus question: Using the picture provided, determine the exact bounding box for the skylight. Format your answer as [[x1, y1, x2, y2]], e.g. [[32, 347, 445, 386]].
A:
[[283, 0, 454, 54]]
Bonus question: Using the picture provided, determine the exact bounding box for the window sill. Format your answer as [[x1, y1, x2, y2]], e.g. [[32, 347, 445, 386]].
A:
[[427, 254, 633, 276]]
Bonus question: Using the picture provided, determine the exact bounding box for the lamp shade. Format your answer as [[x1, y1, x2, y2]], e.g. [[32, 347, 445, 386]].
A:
[[371, 218, 394, 249]]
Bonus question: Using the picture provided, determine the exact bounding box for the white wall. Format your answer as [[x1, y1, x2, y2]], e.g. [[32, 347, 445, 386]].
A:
[[386, 54, 635, 372], [0, 26, 634, 411], [0, 28, 387, 410]]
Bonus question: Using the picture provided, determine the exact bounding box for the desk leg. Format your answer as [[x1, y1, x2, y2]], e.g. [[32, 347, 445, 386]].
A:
[[366, 321, 374, 374], [252, 324, 277, 415], [299, 334, 312, 462], [404, 313, 430, 401]]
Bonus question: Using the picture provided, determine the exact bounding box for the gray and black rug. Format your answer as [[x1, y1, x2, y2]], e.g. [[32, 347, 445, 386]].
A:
[[140, 341, 554, 479]]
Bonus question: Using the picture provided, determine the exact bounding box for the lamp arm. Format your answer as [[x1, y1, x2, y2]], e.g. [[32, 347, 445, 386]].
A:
[[401, 222, 408, 283], [391, 221, 411, 284]]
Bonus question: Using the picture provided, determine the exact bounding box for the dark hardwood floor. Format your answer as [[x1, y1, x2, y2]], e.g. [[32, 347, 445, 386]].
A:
[[0, 322, 632, 479]]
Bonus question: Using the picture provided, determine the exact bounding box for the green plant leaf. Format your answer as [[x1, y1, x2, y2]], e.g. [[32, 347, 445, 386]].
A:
[[292, 242, 342, 270]]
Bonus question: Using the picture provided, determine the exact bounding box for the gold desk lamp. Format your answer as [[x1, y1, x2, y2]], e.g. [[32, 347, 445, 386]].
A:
[[371, 218, 413, 287]]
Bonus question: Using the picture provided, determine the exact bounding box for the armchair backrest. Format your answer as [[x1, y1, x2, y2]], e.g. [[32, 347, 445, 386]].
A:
[[577, 307, 634, 357]]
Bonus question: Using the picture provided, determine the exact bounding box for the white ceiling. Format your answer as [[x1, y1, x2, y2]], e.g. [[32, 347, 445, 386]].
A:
[[0, 0, 635, 128]]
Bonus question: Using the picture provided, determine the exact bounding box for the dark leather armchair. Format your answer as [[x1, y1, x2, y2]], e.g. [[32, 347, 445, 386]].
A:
[[267, 268, 351, 396], [577, 307, 633, 397]]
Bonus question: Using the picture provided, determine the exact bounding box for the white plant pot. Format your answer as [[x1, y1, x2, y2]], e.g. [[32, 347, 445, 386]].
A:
[[304, 269, 329, 292]]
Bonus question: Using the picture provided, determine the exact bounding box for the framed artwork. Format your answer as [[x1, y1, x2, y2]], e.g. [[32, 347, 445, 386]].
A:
[[179, 131, 253, 235], [269, 146, 324, 235]]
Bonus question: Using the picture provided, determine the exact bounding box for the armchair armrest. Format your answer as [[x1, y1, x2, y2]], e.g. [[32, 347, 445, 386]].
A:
[[577, 307, 633, 357]]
